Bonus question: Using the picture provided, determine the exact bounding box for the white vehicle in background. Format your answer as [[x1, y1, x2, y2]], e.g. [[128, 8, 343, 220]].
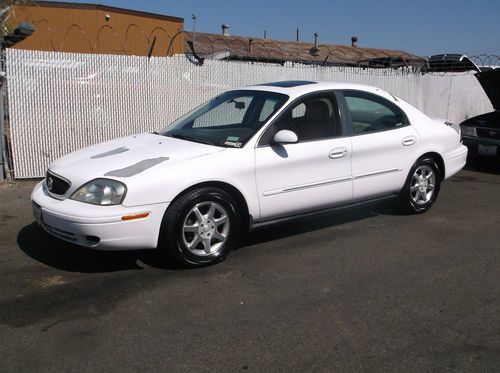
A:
[[31, 80, 467, 266]]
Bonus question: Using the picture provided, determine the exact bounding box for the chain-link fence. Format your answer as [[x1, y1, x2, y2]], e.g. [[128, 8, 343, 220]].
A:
[[5, 49, 495, 178]]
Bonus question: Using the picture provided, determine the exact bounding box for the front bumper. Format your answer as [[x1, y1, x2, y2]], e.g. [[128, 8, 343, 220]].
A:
[[31, 181, 169, 250], [443, 144, 468, 179]]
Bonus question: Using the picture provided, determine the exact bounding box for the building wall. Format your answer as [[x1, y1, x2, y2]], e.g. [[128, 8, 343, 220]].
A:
[[6, 2, 184, 56]]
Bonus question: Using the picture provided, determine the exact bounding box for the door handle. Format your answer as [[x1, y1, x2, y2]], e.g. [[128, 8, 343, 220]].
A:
[[329, 147, 348, 159], [402, 136, 416, 146]]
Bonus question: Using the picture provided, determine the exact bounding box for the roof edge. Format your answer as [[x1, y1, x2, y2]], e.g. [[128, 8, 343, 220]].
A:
[[31, 1, 183, 23]]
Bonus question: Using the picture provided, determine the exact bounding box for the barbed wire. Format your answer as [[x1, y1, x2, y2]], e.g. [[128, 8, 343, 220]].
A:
[[187, 33, 416, 67], [1, 8, 498, 74], [469, 55, 500, 69], [2, 5, 178, 56], [185, 34, 500, 74]]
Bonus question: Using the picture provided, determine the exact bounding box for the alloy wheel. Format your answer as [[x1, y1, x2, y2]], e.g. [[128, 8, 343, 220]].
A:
[[182, 201, 230, 256], [410, 165, 436, 205]]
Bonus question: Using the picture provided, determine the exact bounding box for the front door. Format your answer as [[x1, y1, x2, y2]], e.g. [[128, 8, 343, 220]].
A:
[[254, 93, 353, 220]]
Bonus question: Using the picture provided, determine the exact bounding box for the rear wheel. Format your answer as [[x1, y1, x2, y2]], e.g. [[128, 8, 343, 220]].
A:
[[399, 157, 441, 213], [160, 187, 240, 266]]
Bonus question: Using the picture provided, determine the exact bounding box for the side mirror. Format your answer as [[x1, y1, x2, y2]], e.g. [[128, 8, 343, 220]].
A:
[[273, 129, 298, 144]]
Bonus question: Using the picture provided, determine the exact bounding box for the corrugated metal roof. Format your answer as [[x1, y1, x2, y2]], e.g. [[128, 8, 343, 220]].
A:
[[186, 32, 424, 67]]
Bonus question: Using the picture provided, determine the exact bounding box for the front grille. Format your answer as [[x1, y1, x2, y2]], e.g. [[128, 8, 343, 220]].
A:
[[476, 128, 500, 140], [46, 172, 70, 195]]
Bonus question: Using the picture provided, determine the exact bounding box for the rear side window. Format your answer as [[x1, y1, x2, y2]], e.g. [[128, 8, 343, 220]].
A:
[[343, 91, 408, 135]]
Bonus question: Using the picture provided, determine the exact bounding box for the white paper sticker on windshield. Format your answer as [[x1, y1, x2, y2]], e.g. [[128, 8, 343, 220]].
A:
[[224, 141, 242, 148]]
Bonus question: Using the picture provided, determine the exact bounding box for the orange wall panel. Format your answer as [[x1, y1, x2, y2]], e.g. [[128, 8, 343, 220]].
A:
[[8, 4, 183, 56]]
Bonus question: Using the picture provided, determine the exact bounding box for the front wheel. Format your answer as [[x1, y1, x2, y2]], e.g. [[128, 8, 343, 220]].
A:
[[159, 187, 240, 266], [399, 157, 441, 213]]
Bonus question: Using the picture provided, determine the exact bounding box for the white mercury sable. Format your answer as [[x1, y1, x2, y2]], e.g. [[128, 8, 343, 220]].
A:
[[32, 81, 467, 266]]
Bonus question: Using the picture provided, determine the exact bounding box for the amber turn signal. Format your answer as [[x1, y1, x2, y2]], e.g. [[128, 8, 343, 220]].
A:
[[121, 212, 150, 221]]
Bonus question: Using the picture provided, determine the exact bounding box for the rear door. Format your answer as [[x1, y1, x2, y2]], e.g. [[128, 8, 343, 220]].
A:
[[339, 90, 420, 201]]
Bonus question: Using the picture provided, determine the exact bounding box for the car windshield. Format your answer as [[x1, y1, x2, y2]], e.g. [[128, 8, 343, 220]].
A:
[[161, 90, 289, 147]]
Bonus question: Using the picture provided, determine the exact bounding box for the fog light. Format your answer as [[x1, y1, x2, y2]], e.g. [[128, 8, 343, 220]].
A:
[[86, 236, 100, 245]]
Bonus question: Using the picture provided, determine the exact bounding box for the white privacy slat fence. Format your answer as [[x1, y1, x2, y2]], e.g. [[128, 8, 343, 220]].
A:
[[6, 49, 493, 178]]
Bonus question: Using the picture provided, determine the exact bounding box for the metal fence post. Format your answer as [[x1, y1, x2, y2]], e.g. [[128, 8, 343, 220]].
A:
[[0, 57, 5, 180]]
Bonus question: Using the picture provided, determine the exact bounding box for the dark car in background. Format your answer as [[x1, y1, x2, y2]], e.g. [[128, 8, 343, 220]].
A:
[[460, 69, 500, 157]]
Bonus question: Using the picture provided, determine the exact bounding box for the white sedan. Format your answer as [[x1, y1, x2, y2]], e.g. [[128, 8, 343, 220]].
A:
[[31, 81, 467, 266]]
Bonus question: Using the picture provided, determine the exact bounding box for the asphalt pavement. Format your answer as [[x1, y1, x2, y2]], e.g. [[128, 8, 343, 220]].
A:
[[1, 158, 499, 372]]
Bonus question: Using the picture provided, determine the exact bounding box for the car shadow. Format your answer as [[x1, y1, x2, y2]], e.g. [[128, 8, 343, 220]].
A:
[[18, 199, 402, 273], [17, 223, 184, 273], [464, 156, 500, 175], [239, 199, 399, 249]]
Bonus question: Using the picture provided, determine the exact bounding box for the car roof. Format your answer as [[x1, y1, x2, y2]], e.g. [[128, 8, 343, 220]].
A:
[[236, 80, 395, 101]]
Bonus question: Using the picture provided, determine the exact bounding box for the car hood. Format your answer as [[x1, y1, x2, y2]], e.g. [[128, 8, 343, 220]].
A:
[[475, 69, 500, 110], [49, 133, 224, 182]]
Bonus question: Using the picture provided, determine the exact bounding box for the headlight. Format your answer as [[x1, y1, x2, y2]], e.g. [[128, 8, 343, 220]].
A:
[[70, 178, 126, 205], [460, 125, 476, 137]]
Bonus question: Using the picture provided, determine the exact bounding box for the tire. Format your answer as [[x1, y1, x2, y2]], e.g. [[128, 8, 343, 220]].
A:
[[159, 187, 240, 266], [399, 156, 441, 214]]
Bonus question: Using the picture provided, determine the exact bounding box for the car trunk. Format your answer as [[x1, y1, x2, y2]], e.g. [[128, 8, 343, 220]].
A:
[[475, 69, 500, 111]]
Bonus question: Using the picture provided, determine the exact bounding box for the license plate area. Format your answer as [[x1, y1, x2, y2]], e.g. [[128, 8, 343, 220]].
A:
[[477, 144, 497, 156]]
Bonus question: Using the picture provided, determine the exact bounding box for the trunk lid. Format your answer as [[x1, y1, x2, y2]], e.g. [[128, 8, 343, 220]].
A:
[[475, 69, 500, 111]]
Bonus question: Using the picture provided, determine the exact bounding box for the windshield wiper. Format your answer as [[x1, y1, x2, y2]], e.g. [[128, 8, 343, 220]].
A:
[[165, 133, 223, 147]]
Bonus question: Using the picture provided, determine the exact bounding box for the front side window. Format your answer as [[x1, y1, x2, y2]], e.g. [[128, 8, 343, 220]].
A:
[[162, 90, 288, 147], [343, 91, 408, 135], [260, 93, 340, 145]]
